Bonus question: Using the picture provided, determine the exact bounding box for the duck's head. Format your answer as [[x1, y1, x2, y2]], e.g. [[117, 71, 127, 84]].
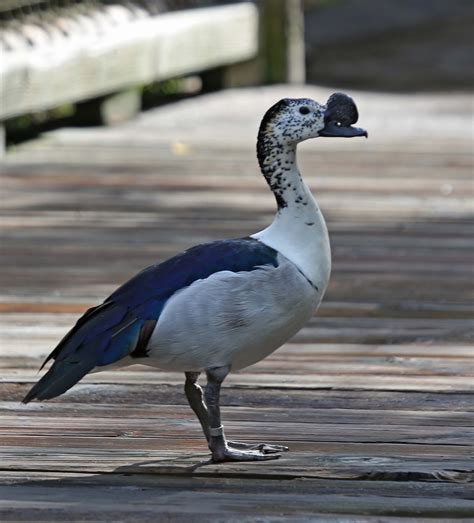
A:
[[258, 93, 367, 147]]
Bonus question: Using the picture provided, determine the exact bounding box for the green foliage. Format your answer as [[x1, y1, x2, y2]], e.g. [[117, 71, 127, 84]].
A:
[[5, 104, 75, 135], [142, 79, 186, 97]]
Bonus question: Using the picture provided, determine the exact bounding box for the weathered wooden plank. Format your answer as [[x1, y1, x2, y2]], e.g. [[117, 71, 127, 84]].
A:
[[1, 406, 473, 435], [4, 357, 473, 383], [2, 166, 473, 198], [2, 369, 474, 392], [1, 185, 473, 220], [1, 469, 473, 497], [1, 414, 472, 446], [2, 402, 473, 428], [1, 301, 473, 319], [1, 383, 471, 411], [1, 215, 472, 246], [3, 342, 473, 365], [0, 473, 472, 521], [1, 436, 471, 465], [0, 445, 471, 484], [2, 311, 473, 331], [2, 319, 473, 349]]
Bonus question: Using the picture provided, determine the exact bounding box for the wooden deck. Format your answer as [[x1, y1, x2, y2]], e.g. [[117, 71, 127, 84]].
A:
[[0, 86, 473, 521]]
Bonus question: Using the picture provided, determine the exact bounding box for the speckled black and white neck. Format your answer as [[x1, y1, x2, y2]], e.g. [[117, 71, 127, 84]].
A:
[[251, 97, 334, 294], [257, 98, 325, 210]]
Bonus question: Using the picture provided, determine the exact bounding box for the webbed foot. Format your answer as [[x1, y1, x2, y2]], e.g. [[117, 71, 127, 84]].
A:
[[212, 444, 282, 462], [227, 441, 289, 454], [196, 366, 288, 463]]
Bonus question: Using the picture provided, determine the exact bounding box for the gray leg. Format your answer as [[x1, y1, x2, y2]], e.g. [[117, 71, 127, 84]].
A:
[[204, 366, 283, 462], [184, 371, 210, 441], [185, 369, 288, 458]]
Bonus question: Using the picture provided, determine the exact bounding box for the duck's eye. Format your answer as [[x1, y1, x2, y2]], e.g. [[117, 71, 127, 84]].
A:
[[299, 107, 310, 115]]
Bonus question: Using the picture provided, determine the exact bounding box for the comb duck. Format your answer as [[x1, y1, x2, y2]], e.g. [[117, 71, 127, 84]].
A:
[[23, 93, 367, 462]]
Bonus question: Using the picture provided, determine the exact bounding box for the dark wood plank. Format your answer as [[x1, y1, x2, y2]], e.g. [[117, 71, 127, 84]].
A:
[[1, 472, 473, 522]]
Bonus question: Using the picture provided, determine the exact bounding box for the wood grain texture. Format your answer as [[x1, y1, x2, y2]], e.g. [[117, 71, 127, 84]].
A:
[[0, 86, 473, 520]]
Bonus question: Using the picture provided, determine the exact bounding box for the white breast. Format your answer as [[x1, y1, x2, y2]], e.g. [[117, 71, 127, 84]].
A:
[[252, 189, 332, 294], [146, 255, 320, 372]]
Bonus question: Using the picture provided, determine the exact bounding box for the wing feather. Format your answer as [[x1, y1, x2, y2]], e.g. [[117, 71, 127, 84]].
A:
[[23, 238, 278, 402]]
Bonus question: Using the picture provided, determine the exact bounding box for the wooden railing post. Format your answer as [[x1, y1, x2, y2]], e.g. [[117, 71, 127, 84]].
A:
[[259, 0, 306, 84], [74, 89, 141, 127], [0, 125, 5, 158]]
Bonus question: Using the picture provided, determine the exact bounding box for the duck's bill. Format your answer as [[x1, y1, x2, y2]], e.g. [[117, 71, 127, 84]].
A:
[[319, 122, 368, 138]]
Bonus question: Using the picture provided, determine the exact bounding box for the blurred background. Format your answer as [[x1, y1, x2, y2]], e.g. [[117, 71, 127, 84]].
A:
[[304, 0, 473, 91], [1, 0, 473, 146]]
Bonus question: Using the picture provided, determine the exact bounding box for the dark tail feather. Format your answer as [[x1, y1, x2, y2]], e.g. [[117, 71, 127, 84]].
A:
[[22, 357, 95, 404]]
